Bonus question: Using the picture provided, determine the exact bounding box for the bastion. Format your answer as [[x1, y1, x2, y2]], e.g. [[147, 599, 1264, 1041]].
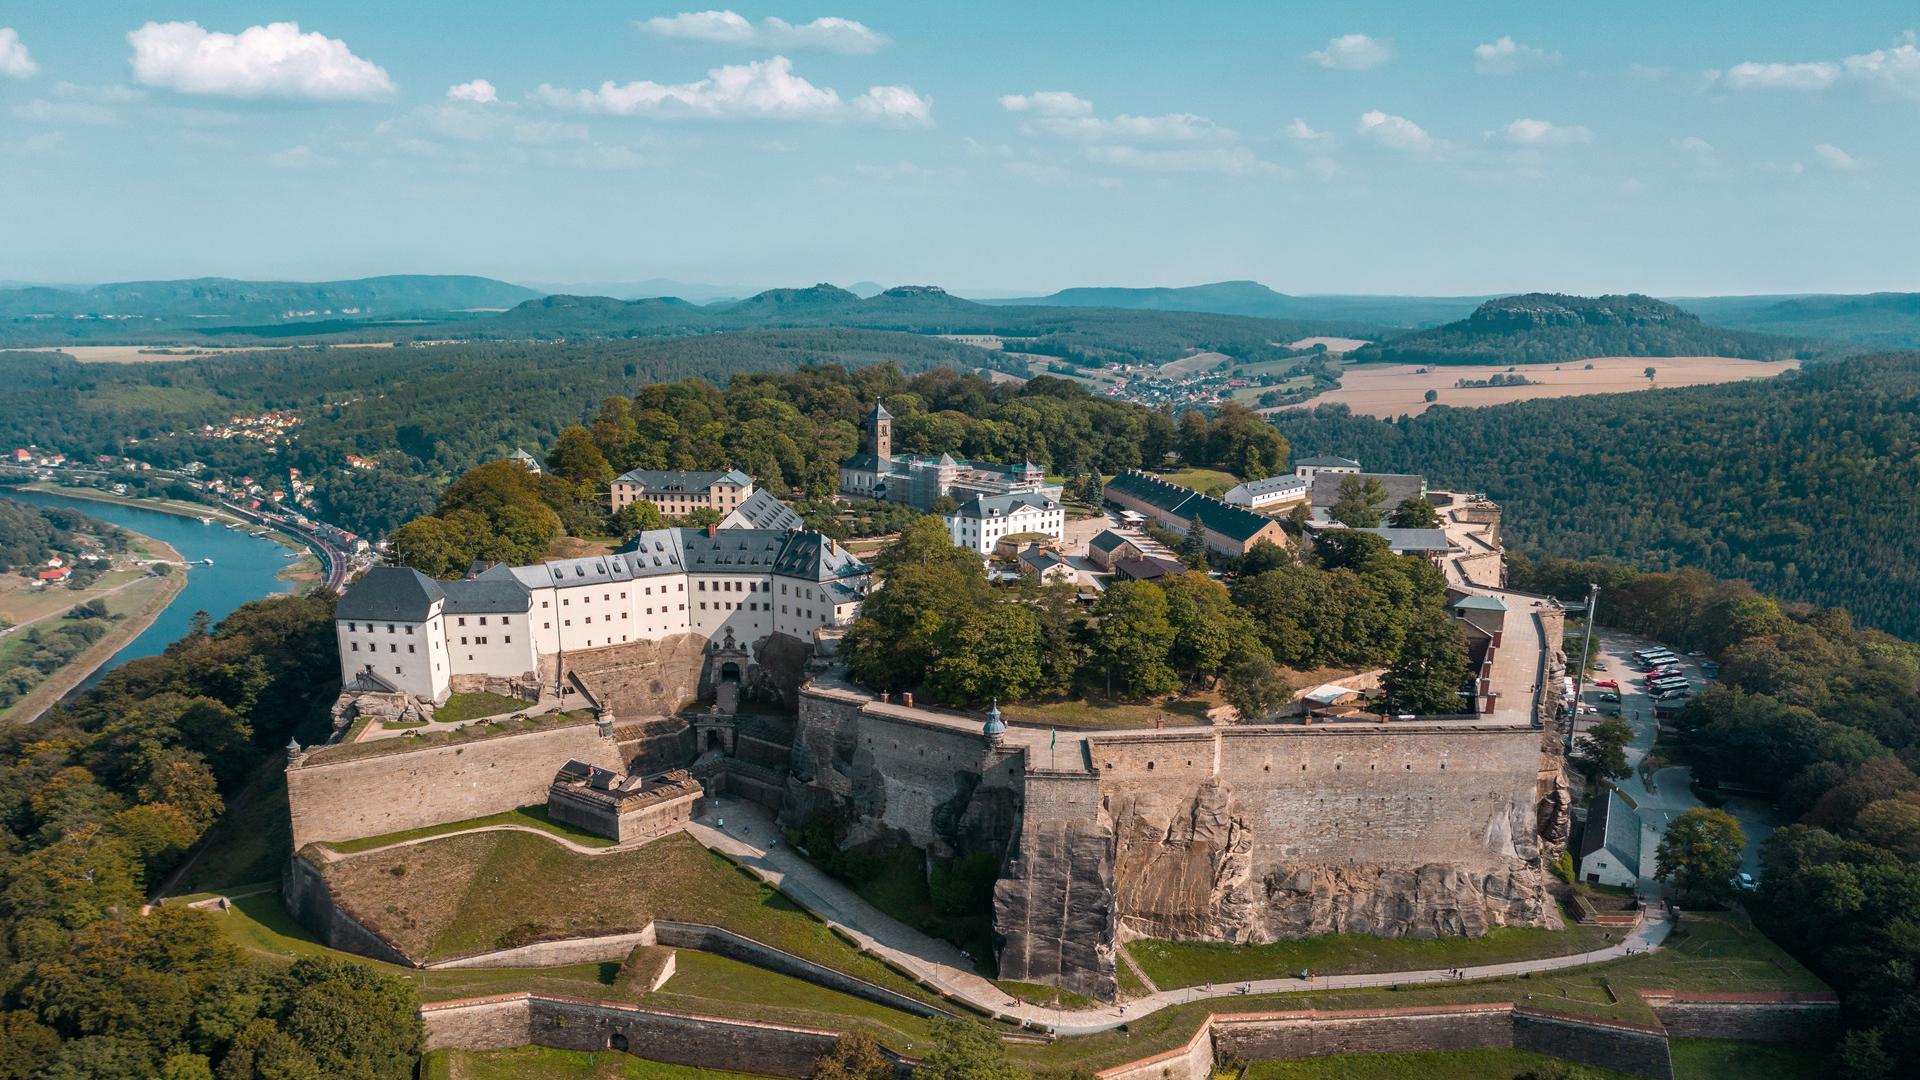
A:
[[782, 676, 1567, 999]]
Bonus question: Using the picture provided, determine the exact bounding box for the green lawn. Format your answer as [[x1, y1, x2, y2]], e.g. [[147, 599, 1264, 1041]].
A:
[[319, 830, 938, 1004], [1115, 953, 1153, 998], [1008, 912, 1825, 1077], [996, 979, 1096, 1011], [424, 1046, 770, 1080], [321, 803, 617, 854], [1000, 693, 1218, 731], [1669, 1038, 1826, 1080], [1156, 467, 1241, 493], [434, 691, 539, 724], [1241, 1048, 1636, 1079], [1130, 907, 1613, 987], [650, 949, 941, 1048]]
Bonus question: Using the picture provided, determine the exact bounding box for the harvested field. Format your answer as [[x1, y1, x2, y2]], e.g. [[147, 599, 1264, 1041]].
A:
[[1156, 350, 1231, 377], [1288, 336, 1373, 354], [1268, 355, 1799, 418], [16, 342, 409, 363]]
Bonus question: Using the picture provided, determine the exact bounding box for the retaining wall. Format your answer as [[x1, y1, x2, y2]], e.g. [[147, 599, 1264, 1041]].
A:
[[282, 854, 412, 966], [287, 719, 625, 848], [428, 927, 660, 970], [1644, 993, 1839, 1043], [655, 921, 948, 1018]]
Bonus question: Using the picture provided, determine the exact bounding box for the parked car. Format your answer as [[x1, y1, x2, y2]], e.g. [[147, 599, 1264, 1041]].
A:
[[1599, 692, 1621, 703], [1593, 662, 1607, 671], [1737, 872, 1758, 891], [1595, 679, 1619, 689]]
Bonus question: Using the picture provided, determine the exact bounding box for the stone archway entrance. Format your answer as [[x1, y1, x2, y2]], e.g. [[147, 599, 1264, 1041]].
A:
[[719, 661, 742, 682]]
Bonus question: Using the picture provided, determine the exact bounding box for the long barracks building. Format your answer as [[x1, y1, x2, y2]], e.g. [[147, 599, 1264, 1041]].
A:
[[334, 525, 869, 703]]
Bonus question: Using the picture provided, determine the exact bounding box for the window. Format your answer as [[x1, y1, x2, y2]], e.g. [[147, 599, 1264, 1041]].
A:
[[408, 644, 415, 653], [544, 621, 551, 629], [460, 637, 468, 645], [351, 642, 359, 651], [458, 617, 466, 627], [504, 636, 512, 643], [387, 624, 395, 633], [542, 600, 550, 608], [346, 622, 356, 632], [479, 616, 487, 626], [406, 625, 414, 635], [394, 667, 401, 675]]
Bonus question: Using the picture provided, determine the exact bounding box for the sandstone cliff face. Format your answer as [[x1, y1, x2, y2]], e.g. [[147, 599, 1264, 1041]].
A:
[[1110, 779, 1560, 945], [993, 811, 1119, 1000]]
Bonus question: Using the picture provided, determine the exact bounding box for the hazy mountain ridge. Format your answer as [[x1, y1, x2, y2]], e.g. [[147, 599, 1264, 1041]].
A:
[[1680, 292, 1920, 349], [0, 274, 543, 321], [984, 280, 1492, 328]]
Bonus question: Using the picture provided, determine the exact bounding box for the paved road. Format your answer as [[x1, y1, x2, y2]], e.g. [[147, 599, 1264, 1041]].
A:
[[1, 569, 164, 635], [689, 797, 1669, 1035], [1579, 633, 1778, 887]]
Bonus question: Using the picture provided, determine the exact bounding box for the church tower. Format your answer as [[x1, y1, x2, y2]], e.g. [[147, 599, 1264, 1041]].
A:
[[869, 401, 893, 462]]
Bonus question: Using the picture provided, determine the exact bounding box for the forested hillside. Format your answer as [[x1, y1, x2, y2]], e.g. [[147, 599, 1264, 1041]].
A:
[[1349, 293, 1824, 365], [1273, 352, 1920, 636], [985, 280, 1487, 327], [1685, 291, 1920, 350], [0, 274, 540, 323]]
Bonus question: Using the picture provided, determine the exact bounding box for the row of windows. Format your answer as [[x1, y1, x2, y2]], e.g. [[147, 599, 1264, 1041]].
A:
[[349, 641, 417, 654], [344, 622, 414, 634], [458, 636, 508, 645], [454, 615, 511, 627]]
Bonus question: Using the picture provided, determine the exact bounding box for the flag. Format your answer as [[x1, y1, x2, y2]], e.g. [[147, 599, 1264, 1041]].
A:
[[1050, 728, 1057, 748]]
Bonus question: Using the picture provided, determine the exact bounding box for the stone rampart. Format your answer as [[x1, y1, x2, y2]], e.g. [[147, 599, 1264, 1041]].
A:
[[1213, 1004, 1514, 1061], [286, 719, 626, 849], [1642, 992, 1839, 1043], [283, 853, 412, 966], [421, 995, 533, 1052], [427, 927, 660, 970], [654, 921, 950, 1019], [1512, 1009, 1672, 1079]]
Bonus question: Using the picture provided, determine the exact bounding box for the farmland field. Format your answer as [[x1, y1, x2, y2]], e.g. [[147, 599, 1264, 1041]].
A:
[[1267, 355, 1799, 418]]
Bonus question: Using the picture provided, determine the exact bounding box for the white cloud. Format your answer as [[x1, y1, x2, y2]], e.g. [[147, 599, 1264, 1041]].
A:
[[1285, 117, 1328, 141], [10, 98, 116, 125], [127, 21, 393, 100], [1673, 135, 1715, 159], [1842, 39, 1920, 98], [639, 11, 885, 54], [269, 144, 334, 169], [1813, 143, 1863, 169], [1310, 34, 1392, 71], [1723, 60, 1839, 91], [1356, 109, 1432, 151], [853, 84, 932, 126], [1474, 35, 1560, 75], [0, 27, 37, 78], [1085, 144, 1270, 174], [534, 56, 927, 124], [1490, 118, 1591, 146], [447, 79, 497, 104], [997, 91, 1094, 117]]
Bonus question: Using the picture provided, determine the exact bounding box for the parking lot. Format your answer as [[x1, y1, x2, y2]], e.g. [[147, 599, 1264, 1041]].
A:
[[1576, 632, 1780, 894]]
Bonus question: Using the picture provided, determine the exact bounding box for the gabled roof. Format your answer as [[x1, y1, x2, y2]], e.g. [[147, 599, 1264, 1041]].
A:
[[1088, 529, 1134, 554], [869, 401, 893, 421], [1296, 455, 1362, 469], [1018, 548, 1067, 572], [1578, 788, 1642, 873], [613, 468, 752, 492], [1225, 474, 1309, 498], [441, 564, 532, 614], [337, 566, 443, 622], [1112, 555, 1187, 581], [1104, 470, 1284, 543], [948, 492, 1058, 520], [722, 489, 804, 532], [1453, 594, 1509, 612]]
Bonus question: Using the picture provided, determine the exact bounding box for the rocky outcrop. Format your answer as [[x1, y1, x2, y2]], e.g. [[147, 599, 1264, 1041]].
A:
[[993, 811, 1119, 1000], [1112, 779, 1560, 946]]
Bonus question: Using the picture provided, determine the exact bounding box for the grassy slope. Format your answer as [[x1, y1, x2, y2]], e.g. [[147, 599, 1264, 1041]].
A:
[[1241, 1048, 1637, 1079], [318, 830, 934, 1001], [1129, 906, 1613, 987], [322, 804, 617, 854]]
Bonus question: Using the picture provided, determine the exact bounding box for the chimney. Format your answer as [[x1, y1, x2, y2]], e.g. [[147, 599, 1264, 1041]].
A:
[[707, 524, 718, 538], [902, 692, 914, 708]]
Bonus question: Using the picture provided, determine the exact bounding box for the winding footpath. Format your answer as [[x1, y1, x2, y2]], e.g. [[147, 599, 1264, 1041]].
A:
[[688, 798, 1669, 1036]]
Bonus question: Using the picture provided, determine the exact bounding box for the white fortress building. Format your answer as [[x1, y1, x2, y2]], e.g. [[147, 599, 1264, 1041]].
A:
[[944, 492, 1065, 555], [334, 524, 869, 704]]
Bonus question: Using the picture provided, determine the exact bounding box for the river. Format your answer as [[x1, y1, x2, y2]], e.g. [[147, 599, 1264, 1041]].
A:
[[3, 489, 305, 688]]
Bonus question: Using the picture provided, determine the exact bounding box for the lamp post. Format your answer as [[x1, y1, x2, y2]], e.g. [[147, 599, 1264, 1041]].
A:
[[1567, 583, 1599, 752]]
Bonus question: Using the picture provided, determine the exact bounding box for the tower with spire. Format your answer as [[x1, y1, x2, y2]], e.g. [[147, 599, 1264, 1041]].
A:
[[868, 401, 892, 463]]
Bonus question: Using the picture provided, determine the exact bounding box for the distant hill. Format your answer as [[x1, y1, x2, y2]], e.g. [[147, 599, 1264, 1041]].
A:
[[0, 274, 544, 323], [464, 283, 1378, 366], [1349, 293, 1826, 365], [985, 280, 1488, 328], [1679, 292, 1920, 350]]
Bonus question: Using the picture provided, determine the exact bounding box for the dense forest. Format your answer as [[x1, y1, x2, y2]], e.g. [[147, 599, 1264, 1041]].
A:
[[1512, 557, 1920, 1077], [1683, 292, 1920, 350], [1346, 293, 1826, 365], [0, 594, 425, 1078], [387, 365, 1292, 576], [0, 331, 1012, 536], [1273, 352, 1920, 637], [0, 497, 124, 573]]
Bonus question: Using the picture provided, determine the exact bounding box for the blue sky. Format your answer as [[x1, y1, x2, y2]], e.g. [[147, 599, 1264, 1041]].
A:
[[1, 2, 1916, 295]]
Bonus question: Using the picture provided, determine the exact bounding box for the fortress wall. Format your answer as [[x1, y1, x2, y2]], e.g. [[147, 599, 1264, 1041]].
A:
[[1512, 1011, 1672, 1080], [1647, 1000, 1839, 1043], [421, 996, 533, 1052], [530, 999, 846, 1078], [283, 854, 413, 966], [788, 690, 1001, 852], [1088, 725, 1543, 873], [1213, 1005, 1515, 1061], [286, 721, 626, 848], [993, 771, 1116, 999]]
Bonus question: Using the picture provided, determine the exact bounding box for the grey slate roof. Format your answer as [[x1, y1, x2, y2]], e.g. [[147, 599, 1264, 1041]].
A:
[[840, 452, 886, 473], [722, 489, 804, 532], [613, 468, 752, 492], [441, 564, 532, 614], [1225, 474, 1309, 499], [1453, 594, 1509, 612], [1368, 528, 1456, 554], [1309, 471, 1427, 509], [870, 401, 893, 421], [1088, 529, 1133, 554], [1112, 555, 1187, 581], [336, 566, 443, 622], [1018, 548, 1068, 572], [1296, 455, 1362, 469], [948, 492, 1058, 520], [1578, 789, 1642, 872]]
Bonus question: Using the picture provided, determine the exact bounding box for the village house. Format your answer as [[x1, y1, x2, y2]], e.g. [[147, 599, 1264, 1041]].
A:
[[944, 492, 1065, 555]]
